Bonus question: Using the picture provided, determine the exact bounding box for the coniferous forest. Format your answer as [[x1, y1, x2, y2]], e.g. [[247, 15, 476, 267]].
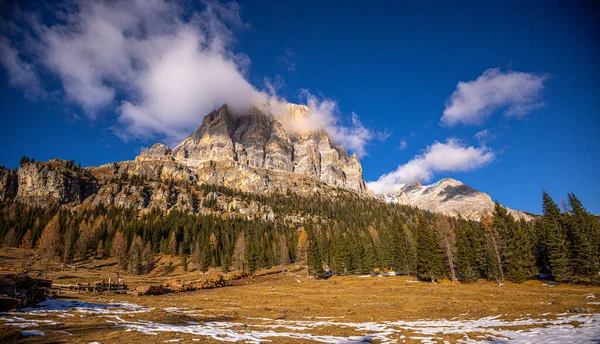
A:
[[1, 185, 598, 284]]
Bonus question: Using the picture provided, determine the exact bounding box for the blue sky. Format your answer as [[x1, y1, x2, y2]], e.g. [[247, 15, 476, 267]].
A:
[[0, 0, 598, 214]]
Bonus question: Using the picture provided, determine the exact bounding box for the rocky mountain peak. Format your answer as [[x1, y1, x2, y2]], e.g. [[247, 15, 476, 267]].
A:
[[385, 178, 533, 221], [145, 104, 368, 194]]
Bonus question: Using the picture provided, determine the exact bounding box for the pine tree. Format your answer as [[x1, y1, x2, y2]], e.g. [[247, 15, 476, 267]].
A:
[[128, 236, 143, 275], [62, 227, 76, 270], [415, 213, 444, 282], [3, 228, 17, 247], [493, 202, 535, 283], [246, 237, 259, 275], [19, 229, 33, 249], [181, 252, 189, 272], [567, 193, 600, 279], [192, 240, 209, 274], [306, 228, 324, 276], [142, 241, 154, 274], [541, 191, 572, 282], [455, 220, 479, 283]]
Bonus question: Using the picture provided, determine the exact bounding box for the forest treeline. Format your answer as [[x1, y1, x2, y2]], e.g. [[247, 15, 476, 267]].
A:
[[0, 184, 598, 284]]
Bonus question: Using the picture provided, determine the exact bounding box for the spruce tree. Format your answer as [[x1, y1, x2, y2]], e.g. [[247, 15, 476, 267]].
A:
[[493, 203, 535, 283], [306, 227, 324, 276], [455, 220, 479, 283], [567, 193, 600, 279], [415, 213, 444, 282], [541, 191, 572, 282]]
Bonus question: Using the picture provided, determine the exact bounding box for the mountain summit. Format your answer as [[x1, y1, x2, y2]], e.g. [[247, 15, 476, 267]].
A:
[[139, 104, 367, 194], [382, 178, 533, 221], [1, 104, 369, 212]]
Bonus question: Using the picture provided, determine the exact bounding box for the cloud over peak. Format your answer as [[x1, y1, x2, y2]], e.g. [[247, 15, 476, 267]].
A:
[[1, 0, 380, 156], [441, 68, 548, 126], [367, 139, 494, 195]]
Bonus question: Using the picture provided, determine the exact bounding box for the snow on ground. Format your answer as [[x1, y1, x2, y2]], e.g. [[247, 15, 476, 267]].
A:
[[1, 298, 600, 343], [20, 330, 45, 336]]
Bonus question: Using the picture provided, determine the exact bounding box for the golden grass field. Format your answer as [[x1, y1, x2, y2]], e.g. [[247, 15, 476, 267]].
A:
[[1, 248, 600, 343]]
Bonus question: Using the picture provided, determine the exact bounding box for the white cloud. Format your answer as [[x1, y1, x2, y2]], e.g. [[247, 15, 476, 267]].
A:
[[441, 68, 548, 126], [367, 138, 494, 195], [0, 36, 43, 98], [1, 0, 380, 156], [273, 91, 384, 157], [276, 47, 296, 72], [398, 138, 407, 150]]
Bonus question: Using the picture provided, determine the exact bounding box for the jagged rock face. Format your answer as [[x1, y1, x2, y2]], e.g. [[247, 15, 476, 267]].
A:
[[383, 178, 534, 221], [16, 159, 99, 206], [137, 143, 173, 162], [1, 104, 367, 213], [167, 104, 367, 194], [0, 166, 18, 201]]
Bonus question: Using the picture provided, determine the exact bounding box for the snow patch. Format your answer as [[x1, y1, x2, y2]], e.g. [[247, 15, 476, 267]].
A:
[[21, 330, 45, 336]]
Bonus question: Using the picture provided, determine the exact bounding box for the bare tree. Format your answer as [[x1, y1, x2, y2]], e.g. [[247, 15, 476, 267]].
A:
[[232, 231, 246, 271], [297, 228, 309, 277], [38, 215, 62, 276], [277, 234, 290, 270], [111, 231, 128, 280]]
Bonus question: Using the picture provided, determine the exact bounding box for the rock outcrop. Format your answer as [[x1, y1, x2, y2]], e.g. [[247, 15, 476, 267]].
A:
[[383, 178, 534, 221], [0, 166, 18, 201], [2, 104, 368, 215], [16, 159, 99, 206]]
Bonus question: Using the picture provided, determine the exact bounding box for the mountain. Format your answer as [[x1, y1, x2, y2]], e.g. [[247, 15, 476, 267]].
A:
[[0, 104, 368, 216], [382, 178, 534, 221]]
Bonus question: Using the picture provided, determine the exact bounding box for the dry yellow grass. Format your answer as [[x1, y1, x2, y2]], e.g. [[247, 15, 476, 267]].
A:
[[1, 248, 600, 343]]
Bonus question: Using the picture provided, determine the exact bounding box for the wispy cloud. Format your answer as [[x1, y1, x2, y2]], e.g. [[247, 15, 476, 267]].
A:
[[0, 36, 44, 99], [441, 68, 548, 126], [398, 138, 407, 150], [0, 0, 382, 156], [276, 47, 296, 72], [367, 138, 494, 195]]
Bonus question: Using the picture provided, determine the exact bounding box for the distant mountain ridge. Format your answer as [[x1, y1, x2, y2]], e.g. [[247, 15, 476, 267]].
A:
[[382, 178, 534, 221]]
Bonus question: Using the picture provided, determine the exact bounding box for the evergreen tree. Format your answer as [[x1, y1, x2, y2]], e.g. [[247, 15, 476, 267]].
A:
[[435, 214, 457, 282], [455, 220, 479, 283], [482, 212, 504, 283], [415, 213, 444, 282], [142, 241, 154, 274], [20, 229, 33, 249], [181, 252, 189, 272], [541, 191, 572, 282], [567, 193, 600, 279], [493, 203, 535, 283], [128, 236, 143, 275], [306, 227, 324, 276]]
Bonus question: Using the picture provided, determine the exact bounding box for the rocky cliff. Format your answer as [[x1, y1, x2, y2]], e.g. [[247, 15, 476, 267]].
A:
[[154, 104, 367, 194], [0, 104, 368, 216], [383, 178, 534, 221]]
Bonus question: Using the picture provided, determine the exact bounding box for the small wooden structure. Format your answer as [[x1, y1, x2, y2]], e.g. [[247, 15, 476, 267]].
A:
[[53, 280, 127, 294], [0, 273, 52, 311]]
